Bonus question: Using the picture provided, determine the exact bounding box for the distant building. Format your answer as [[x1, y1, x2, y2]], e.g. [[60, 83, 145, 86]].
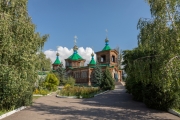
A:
[[52, 37, 122, 85]]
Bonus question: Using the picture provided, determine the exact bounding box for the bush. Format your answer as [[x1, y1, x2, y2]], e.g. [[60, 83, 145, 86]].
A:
[[143, 83, 178, 110], [33, 88, 49, 95], [59, 86, 100, 98], [127, 80, 143, 102], [62, 76, 75, 86], [43, 73, 59, 91]]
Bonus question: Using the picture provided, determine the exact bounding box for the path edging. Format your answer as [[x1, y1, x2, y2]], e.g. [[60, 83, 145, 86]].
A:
[[56, 95, 78, 98], [33, 92, 55, 97], [0, 106, 26, 120], [168, 109, 180, 117], [94, 90, 110, 97], [56, 90, 110, 99]]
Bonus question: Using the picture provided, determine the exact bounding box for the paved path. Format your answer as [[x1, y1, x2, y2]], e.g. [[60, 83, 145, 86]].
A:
[[3, 85, 180, 120]]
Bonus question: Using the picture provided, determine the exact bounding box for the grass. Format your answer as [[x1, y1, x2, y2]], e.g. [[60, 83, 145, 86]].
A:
[[0, 109, 11, 116], [174, 109, 180, 113]]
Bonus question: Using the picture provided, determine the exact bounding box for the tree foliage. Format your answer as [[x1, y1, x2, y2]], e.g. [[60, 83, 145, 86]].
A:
[[56, 64, 66, 84], [62, 76, 75, 86], [123, 0, 180, 110], [94, 62, 103, 86], [43, 73, 59, 91], [35, 52, 52, 71], [0, 0, 48, 110], [100, 67, 115, 90]]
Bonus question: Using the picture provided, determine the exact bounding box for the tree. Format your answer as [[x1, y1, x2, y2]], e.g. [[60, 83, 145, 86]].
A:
[[56, 64, 66, 84], [35, 52, 52, 71], [100, 67, 115, 90], [94, 62, 103, 86], [117, 47, 123, 70], [124, 0, 180, 110], [0, 0, 48, 110]]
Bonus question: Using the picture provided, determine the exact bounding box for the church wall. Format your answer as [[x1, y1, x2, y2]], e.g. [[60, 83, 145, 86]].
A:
[[96, 51, 110, 64], [72, 68, 89, 84], [110, 50, 118, 66]]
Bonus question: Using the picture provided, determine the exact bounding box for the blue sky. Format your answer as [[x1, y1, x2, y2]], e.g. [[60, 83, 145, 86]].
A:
[[28, 0, 151, 52]]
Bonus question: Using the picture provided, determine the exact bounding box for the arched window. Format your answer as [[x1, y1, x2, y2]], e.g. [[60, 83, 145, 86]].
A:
[[112, 55, 115, 62], [80, 61, 84, 66]]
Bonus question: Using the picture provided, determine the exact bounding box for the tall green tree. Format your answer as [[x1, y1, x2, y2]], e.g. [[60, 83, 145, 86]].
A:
[[35, 52, 52, 71], [100, 67, 115, 90], [56, 64, 66, 84], [124, 0, 180, 110], [0, 0, 48, 110]]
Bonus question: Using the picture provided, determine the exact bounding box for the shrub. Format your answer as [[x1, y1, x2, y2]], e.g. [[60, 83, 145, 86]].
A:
[[43, 73, 59, 91], [62, 76, 75, 86], [59, 86, 100, 98], [33, 89, 49, 95], [143, 83, 178, 110]]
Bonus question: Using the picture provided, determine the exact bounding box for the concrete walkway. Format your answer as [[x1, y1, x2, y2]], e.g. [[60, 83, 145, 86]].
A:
[[3, 85, 180, 120]]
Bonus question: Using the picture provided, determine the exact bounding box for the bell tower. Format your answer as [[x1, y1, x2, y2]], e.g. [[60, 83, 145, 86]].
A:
[[96, 37, 118, 67]]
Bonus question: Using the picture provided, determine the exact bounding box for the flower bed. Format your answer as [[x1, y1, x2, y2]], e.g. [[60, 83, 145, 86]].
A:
[[33, 88, 50, 95], [57, 85, 100, 98]]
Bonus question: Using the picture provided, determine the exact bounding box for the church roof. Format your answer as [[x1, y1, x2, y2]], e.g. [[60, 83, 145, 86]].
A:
[[102, 37, 111, 51], [102, 45, 111, 51], [89, 59, 96, 65], [67, 45, 84, 61], [68, 52, 83, 61], [53, 53, 61, 65], [89, 53, 96, 65]]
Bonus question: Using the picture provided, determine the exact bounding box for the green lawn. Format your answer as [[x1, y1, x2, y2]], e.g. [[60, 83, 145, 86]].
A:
[[0, 110, 11, 116]]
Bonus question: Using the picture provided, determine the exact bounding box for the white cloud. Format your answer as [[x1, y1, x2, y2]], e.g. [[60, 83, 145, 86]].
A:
[[44, 46, 96, 66]]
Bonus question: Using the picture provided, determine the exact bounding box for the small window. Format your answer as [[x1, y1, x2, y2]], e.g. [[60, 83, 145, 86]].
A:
[[112, 56, 115, 62], [66, 61, 69, 66]]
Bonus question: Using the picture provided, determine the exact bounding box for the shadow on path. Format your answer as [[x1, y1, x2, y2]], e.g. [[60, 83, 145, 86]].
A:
[[3, 85, 180, 120]]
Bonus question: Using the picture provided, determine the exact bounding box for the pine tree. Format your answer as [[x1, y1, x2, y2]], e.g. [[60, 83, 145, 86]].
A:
[[56, 64, 66, 84], [94, 61, 103, 86], [0, 0, 48, 110], [101, 67, 115, 90]]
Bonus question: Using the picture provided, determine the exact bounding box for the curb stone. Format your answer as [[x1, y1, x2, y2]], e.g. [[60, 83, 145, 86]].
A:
[[33, 94, 43, 96], [0, 106, 26, 120], [94, 90, 110, 97], [56, 95, 78, 99], [33, 92, 55, 97], [56, 90, 110, 99], [168, 109, 180, 117]]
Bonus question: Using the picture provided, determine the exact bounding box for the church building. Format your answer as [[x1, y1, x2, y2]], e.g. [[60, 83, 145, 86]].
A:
[[52, 36, 122, 85]]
